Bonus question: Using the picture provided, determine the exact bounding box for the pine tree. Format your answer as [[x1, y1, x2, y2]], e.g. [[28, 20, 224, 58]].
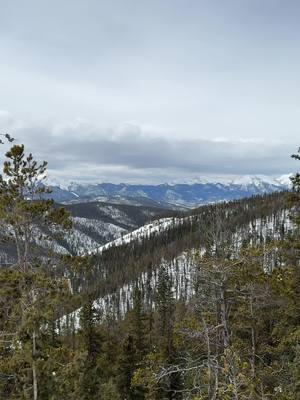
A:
[[76, 297, 103, 400], [288, 147, 300, 229], [155, 266, 183, 399], [117, 334, 137, 400], [0, 144, 72, 399], [156, 266, 174, 358], [131, 286, 147, 361]]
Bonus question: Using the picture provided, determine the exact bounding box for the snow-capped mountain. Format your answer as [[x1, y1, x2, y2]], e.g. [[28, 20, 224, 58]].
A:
[[46, 175, 291, 208]]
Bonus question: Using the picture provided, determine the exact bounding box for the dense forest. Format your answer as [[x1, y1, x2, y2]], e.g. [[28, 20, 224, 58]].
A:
[[0, 139, 299, 399]]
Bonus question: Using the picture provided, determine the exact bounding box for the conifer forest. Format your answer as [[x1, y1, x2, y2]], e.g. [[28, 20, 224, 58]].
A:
[[0, 136, 299, 399]]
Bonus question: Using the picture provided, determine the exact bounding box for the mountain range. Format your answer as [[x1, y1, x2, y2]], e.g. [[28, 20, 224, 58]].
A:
[[1, 174, 289, 264], [46, 174, 291, 208]]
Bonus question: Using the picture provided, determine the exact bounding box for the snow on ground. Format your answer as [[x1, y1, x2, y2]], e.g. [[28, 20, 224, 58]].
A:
[[62, 217, 127, 255], [57, 201, 299, 338], [97, 205, 137, 227], [169, 174, 291, 187], [72, 217, 126, 238], [59, 208, 296, 332], [89, 217, 182, 255], [59, 249, 198, 330]]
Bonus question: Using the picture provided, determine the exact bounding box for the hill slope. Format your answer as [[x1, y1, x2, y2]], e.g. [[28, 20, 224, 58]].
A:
[[63, 192, 292, 314], [0, 201, 173, 264]]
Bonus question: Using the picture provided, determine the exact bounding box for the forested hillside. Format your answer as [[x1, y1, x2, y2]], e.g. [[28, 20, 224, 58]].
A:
[[65, 192, 290, 304], [53, 201, 173, 255], [0, 200, 172, 263], [0, 141, 299, 399]]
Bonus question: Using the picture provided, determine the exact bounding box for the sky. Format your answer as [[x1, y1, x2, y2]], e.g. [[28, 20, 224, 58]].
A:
[[0, 0, 299, 183]]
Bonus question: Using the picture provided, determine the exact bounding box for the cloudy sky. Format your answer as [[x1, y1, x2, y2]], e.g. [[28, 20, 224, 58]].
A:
[[0, 0, 299, 183]]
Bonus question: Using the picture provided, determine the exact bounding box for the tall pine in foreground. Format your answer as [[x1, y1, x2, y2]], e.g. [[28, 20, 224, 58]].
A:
[[0, 143, 71, 399]]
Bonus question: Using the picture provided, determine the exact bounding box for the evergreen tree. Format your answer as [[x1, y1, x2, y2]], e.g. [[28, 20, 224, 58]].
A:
[[156, 266, 183, 399], [131, 286, 147, 360], [0, 144, 71, 399], [117, 334, 137, 400], [76, 297, 103, 399], [156, 266, 174, 358]]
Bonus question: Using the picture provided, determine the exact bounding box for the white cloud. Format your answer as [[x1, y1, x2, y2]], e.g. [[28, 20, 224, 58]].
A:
[[0, 110, 15, 128]]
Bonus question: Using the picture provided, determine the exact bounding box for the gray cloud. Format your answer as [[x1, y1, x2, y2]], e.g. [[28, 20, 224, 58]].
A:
[[1, 116, 296, 183], [0, 1, 299, 182]]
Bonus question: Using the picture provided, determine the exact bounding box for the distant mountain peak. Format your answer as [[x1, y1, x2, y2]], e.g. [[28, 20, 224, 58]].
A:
[[275, 174, 293, 186], [168, 174, 291, 188], [44, 174, 292, 208]]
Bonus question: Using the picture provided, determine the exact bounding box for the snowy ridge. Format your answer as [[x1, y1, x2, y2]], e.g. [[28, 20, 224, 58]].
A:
[[89, 217, 182, 255], [45, 174, 291, 207], [171, 174, 292, 187], [47, 174, 292, 189], [60, 208, 295, 331]]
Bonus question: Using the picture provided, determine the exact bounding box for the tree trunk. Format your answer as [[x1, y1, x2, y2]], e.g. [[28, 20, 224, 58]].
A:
[[220, 285, 229, 349], [249, 290, 256, 380], [32, 330, 38, 400]]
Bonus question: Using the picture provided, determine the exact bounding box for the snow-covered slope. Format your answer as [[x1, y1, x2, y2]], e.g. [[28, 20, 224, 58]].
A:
[[0, 201, 172, 262], [61, 206, 294, 328], [90, 217, 181, 254]]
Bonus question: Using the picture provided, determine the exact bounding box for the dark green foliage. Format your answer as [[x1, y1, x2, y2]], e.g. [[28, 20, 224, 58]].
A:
[[0, 144, 299, 399], [117, 334, 137, 399], [76, 298, 103, 399], [131, 287, 148, 359], [156, 266, 175, 358]]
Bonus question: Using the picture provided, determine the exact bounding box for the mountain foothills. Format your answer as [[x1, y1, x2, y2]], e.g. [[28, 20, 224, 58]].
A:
[[0, 200, 173, 263], [46, 175, 291, 208], [0, 141, 299, 400]]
